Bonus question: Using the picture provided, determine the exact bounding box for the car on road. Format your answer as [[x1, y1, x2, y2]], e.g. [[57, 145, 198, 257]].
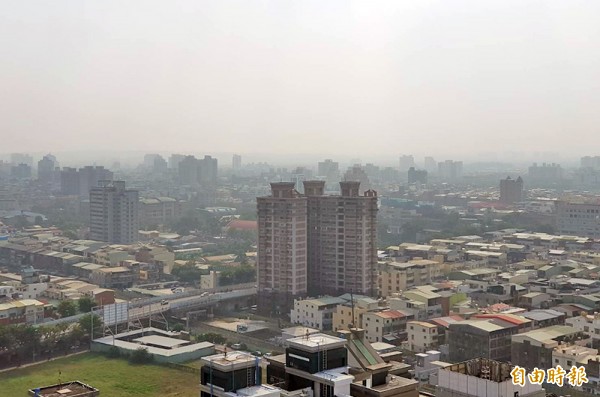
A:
[[161, 300, 169, 305]]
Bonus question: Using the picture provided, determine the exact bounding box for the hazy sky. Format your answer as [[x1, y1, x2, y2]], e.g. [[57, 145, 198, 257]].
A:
[[1, 1, 599, 159]]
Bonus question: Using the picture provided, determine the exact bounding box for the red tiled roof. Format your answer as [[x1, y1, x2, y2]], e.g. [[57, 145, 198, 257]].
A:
[[473, 313, 530, 326], [377, 310, 407, 319], [227, 220, 258, 231]]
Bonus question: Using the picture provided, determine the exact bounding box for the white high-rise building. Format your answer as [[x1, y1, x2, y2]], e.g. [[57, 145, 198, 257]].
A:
[[89, 180, 139, 244]]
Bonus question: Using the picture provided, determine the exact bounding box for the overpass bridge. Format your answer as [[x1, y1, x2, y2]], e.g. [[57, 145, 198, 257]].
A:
[[39, 287, 257, 327]]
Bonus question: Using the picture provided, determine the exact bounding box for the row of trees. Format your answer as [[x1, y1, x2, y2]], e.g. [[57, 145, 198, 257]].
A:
[[56, 296, 96, 318], [0, 314, 101, 368]]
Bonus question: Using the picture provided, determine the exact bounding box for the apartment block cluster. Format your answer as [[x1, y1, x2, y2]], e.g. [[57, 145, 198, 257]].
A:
[[286, 229, 600, 396], [257, 181, 378, 313]]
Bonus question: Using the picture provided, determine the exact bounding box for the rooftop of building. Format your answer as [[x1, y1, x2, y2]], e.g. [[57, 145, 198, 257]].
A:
[[96, 266, 131, 273], [133, 335, 190, 349], [428, 315, 464, 328], [452, 318, 516, 332], [281, 326, 320, 337], [0, 298, 46, 311], [553, 344, 598, 358], [225, 384, 282, 397], [408, 321, 437, 329], [370, 342, 397, 351], [29, 381, 99, 396], [202, 351, 258, 368], [512, 325, 579, 346], [521, 309, 565, 322], [440, 358, 514, 383], [287, 333, 347, 351], [472, 313, 531, 326], [353, 373, 418, 392], [95, 327, 214, 358], [297, 296, 348, 307], [372, 310, 407, 320]]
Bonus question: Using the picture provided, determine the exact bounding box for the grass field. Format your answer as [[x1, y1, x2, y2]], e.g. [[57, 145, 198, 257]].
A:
[[0, 353, 199, 396]]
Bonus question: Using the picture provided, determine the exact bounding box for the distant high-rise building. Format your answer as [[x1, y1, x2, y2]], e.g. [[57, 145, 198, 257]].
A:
[[407, 167, 428, 185], [152, 156, 168, 173], [77, 166, 114, 197], [424, 156, 437, 172], [10, 153, 33, 167], [232, 154, 242, 170], [556, 199, 600, 238], [257, 182, 308, 313], [438, 160, 463, 181], [37, 154, 59, 184], [317, 159, 339, 179], [143, 154, 160, 168], [60, 167, 80, 196], [291, 167, 312, 193], [178, 155, 198, 185], [305, 180, 378, 297], [343, 165, 371, 191], [499, 176, 524, 204], [364, 163, 380, 181], [581, 156, 600, 170], [143, 154, 167, 173], [528, 163, 563, 183], [399, 155, 415, 172], [89, 180, 139, 244], [256, 180, 378, 312], [11, 163, 32, 179], [198, 155, 218, 185], [168, 154, 185, 170]]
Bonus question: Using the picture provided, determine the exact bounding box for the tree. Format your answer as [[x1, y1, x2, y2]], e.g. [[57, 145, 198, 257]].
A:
[[129, 347, 154, 364], [197, 332, 227, 344], [172, 323, 185, 332], [219, 264, 256, 286], [57, 300, 77, 317], [78, 314, 103, 339], [172, 262, 205, 283], [77, 296, 95, 313], [170, 210, 220, 236]]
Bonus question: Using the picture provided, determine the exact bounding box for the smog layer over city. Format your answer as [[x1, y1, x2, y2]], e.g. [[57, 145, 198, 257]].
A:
[[1, 2, 600, 397]]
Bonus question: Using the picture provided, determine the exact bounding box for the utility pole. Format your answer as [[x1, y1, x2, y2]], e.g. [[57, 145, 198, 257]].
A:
[[350, 290, 355, 329]]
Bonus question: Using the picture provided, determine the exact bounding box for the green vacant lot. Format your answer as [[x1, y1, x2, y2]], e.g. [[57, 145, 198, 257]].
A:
[[0, 353, 199, 396]]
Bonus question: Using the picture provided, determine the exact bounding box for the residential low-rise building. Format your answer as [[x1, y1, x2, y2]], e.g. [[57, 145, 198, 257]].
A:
[[406, 321, 438, 353], [362, 310, 411, 344], [139, 197, 183, 227], [377, 259, 443, 297], [448, 318, 519, 363], [388, 286, 443, 320], [332, 295, 380, 331], [89, 266, 134, 289], [511, 325, 584, 370], [290, 296, 347, 331], [0, 299, 46, 325]]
